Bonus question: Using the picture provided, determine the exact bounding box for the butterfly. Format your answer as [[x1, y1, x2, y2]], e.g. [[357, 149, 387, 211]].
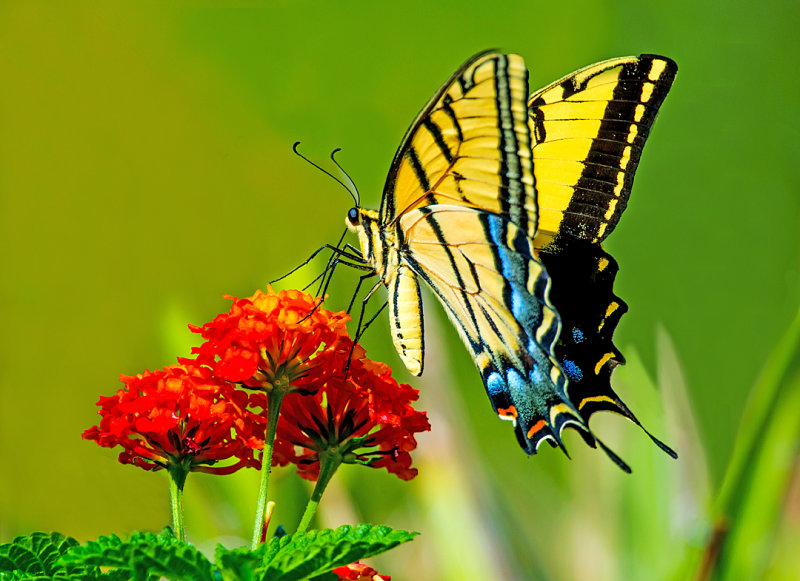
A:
[[343, 50, 677, 471]]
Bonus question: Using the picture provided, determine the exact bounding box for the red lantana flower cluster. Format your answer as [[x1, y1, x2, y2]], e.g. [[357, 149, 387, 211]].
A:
[[82, 363, 264, 474], [276, 341, 431, 481], [85, 287, 429, 483], [189, 288, 349, 391], [333, 562, 391, 580]]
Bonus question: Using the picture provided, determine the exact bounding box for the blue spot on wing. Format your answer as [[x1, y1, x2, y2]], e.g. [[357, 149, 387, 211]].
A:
[[572, 327, 585, 343], [486, 215, 529, 286], [507, 368, 534, 418], [508, 279, 540, 333], [562, 359, 584, 382], [511, 285, 528, 322], [528, 366, 545, 386], [487, 371, 505, 396]]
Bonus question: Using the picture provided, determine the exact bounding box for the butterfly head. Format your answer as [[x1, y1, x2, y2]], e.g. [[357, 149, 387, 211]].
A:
[[345, 207, 383, 270], [346, 207, 361, 228], [345, 207, 380, 233]]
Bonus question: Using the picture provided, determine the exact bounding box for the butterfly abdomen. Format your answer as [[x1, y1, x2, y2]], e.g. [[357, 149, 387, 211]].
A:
[[386, 264, 425, 376]]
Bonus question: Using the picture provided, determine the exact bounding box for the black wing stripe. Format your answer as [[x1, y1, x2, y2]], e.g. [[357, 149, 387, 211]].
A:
[[422, 117, 455, 164], [566, 57, 676, 242], [440, 95, 464, 142], [406, 145, 431, 194]]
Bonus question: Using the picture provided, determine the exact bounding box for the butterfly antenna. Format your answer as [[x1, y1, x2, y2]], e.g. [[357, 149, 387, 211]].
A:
[[293, 142, 357, 205], [330, 148, 360, 208]]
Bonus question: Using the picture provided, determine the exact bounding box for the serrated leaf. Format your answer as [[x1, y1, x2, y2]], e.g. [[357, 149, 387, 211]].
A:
[[259, 524, 417, 581], [0, 532, 95, 579], [60, 530, 214, 581], [215, 543, 269, 581], [131, 544, 214, 581]]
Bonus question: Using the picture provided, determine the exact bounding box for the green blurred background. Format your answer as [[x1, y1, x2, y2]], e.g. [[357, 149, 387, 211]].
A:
[[1, 2, 798, 579]]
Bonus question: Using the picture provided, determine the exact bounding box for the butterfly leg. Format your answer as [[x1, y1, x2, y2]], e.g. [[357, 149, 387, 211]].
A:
[[313, 242, 367, 296], [306, 253, 371, 296], [349, 278, 386, 340], [270, 229, 366, 286], [343, 301, 388, 378], [347, 272, 378, 314], [343, 279, 388, 377], [298, 253, 373, 323]]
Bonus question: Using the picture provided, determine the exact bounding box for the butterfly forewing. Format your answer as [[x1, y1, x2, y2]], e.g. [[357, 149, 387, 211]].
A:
[[381, 52, 538, 239], [529, 54, 677, 249]]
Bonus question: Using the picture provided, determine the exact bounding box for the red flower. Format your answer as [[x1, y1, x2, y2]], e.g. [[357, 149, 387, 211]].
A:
[[82, 363, 265, 474], [275, 341, 430, 481], [188, 288, 349, 392], [333, 562, 391, 580]]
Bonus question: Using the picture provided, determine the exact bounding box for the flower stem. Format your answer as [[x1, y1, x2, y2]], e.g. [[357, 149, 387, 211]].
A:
[[167, 461, 189, 542], [250, 385, 287, 549], [295, 451, 342, 534]]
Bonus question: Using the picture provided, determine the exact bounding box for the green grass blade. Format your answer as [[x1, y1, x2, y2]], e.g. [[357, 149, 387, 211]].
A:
[[716, 370, 800, 580], [713, 304, 800, 519], [695, 304, 800, 580]]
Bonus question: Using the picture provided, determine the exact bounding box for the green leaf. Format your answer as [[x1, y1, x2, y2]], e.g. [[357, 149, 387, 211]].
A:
[[305, 573, 339, 581], [60, 529, 214, 581], [215, 542, 272, 581], [259, 524, 417, 581], [0, 532, 93, 579]]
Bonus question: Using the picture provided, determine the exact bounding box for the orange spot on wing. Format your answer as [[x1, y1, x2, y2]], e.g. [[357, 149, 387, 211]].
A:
[[527, 419, 546, 439], [497, 406, 518, 420]]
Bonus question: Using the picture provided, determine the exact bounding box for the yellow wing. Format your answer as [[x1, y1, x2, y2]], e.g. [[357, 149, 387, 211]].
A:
[[380, 51, 538, 240], [528, 55, 677, 249]]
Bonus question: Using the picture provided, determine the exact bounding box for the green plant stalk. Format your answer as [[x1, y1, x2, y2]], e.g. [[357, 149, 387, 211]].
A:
[[250, 383, 287, 549], [167, 460, 189, 543], [295, 451, 342, 534]]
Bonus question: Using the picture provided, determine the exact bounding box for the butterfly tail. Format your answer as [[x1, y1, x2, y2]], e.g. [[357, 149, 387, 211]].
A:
[[541, 238, 678, 460], [485, 359, 633, 471], [472, 280, 628, 469]]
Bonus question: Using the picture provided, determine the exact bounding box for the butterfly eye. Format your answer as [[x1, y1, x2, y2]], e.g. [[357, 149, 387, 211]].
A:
[[347, 207, 360, 226]]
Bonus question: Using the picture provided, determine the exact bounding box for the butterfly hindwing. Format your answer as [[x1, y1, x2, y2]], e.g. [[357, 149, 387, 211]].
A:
[[398, 205, 594, 454], [539, 239, 677, 457]]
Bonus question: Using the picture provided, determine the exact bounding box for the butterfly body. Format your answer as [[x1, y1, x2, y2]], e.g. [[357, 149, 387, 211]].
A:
[[348, 207, 425, 375], [345, 51, 677, 469]]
